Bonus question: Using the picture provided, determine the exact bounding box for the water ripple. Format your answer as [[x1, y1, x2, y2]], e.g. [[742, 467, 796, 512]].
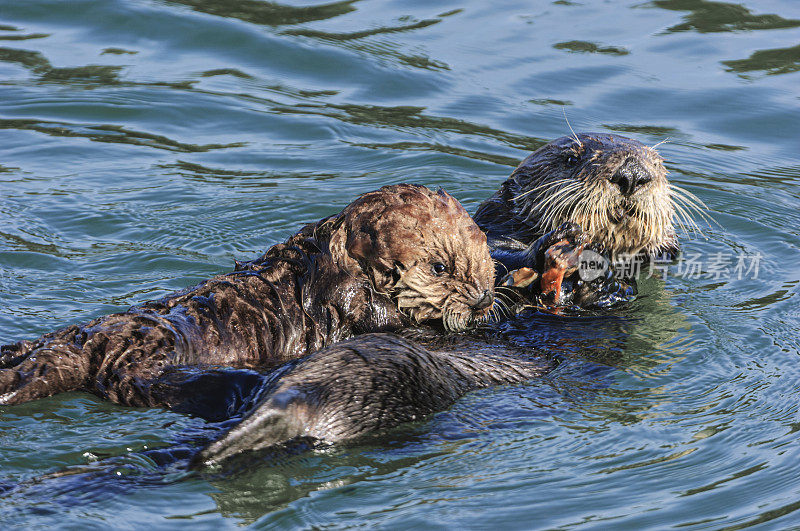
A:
[[1, 0, 800, 527]]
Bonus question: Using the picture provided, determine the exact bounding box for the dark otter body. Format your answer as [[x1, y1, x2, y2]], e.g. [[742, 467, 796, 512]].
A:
[[0, 243, 382, 407], [0, 184, 494, 407], [196, 333, 550, 466]]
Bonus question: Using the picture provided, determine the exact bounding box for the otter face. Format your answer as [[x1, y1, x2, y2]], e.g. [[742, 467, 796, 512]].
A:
[[507, 133, 702, 257], [332, 184, 495, 332]]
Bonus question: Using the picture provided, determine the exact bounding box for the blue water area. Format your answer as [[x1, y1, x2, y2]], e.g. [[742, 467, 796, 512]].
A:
[[1, 0, 799, 528]]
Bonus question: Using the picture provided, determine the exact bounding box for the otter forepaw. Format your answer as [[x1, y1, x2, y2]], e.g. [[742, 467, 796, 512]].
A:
[[524, 222, 585, 271], [550, 221, 584, 242]]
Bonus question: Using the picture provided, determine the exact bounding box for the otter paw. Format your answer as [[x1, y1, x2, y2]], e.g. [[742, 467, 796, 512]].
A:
[[524, 222, 586, 271], [497, 267, 539, 289], [539, 238, 588, 304], [0, 347, 90, 405]]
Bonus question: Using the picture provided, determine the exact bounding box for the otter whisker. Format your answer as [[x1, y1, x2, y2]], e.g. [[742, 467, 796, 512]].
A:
[[493, 258, 510, 277], [494, 286, 528, 314], [651, 137, 670, 150], [563, 108, 582, 149], [521, 177, 575, 195], [668, 184, 710, 213], [489, 299, 510, 322], [495, 285, 522, 299], [487, 299, 510, 322], [669, 185, 717, 229], [668, 184, 711, 214], [532, 182, 581, 210], [643, 197, 667, 252], [669, 189, 711, 231], [670, 208, 693, 237], [575, 184, 597, 219], [513, 178, 576, 201], [545, 196, 578, 231], [534, 192, 580, 221], [673, 203, 703, 239], [544, 184, 587, 230], [493, 289, 515, 308], [531, 181, 581, 211], [535, 192, 579, 226], [492, 300, 504, 321], [533, 183, 582, 224], [544, 200, 576, 231], [672, 201, 704, 238]]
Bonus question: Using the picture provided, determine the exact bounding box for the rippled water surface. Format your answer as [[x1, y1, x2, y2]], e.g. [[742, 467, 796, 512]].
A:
[[1, 0, 799, 528]]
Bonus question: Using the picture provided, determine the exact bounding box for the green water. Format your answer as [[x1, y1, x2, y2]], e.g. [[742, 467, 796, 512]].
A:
[[1, 0, 799, 528]]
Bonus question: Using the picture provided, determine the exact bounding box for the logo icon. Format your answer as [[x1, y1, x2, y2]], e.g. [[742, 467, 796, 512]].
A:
[[578, 249, 609, 281]]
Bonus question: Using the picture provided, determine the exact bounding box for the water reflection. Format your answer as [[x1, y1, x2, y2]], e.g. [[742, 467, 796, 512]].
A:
[[284, 17, 441, 42], [164, 0, 358, 27], [652, 0, 800, 33], [273, 102, 546, 151], [0, 118, 244, 153], [723, 43, 800, 76], [282, 14, 453, 72], [352, 140, 521, 166], [553, 41, 630, 56]]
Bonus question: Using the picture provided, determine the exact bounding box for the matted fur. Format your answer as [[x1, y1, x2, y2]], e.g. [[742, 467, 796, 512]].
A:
[[0, 185, 493, 407], [328, 185, 494, 332]]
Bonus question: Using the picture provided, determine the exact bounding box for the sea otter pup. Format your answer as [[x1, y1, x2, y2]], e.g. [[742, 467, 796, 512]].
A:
[[0, 184, 494, 407], [476, 133, 705, 306]]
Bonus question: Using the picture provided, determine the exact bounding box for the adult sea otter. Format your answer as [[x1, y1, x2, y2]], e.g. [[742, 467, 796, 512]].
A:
[[477, 132, 705, 307]]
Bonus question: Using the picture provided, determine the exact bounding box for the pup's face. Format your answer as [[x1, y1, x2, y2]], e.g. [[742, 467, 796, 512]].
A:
[[335, 184, 495, 332]]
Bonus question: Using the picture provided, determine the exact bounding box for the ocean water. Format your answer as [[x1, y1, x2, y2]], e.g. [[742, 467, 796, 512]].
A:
[[0, 0, 799, 528]]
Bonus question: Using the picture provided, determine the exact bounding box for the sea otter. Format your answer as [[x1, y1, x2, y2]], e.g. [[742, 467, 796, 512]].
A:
[[196, 132, 706, 464], [0, 184, 494, 407], [0, 133, 703, 469], [477, 133, 705, 307]]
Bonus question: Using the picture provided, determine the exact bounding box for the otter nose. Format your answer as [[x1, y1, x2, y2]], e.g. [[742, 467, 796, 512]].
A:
[[470, 290, 494, 311], [610, 158, 652, 196]]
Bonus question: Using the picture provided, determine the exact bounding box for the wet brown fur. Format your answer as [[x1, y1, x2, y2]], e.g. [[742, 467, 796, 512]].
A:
[[0, 184, 494, 407]]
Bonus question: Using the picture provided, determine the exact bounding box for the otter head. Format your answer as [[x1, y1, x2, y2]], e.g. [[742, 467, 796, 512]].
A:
[[328, 184, 494, 332], [498, 133, 703, 257]]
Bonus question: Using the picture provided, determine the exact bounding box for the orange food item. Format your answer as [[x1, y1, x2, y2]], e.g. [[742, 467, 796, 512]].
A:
[[540, 240, 584, 304]]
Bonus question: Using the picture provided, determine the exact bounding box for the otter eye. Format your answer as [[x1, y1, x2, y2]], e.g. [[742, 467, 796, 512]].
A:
[[432, 263, 447, 276], [565, 153, 580, 166]]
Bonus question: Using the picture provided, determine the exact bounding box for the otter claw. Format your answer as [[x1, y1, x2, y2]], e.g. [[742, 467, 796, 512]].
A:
[[498, 267, 539, 289]]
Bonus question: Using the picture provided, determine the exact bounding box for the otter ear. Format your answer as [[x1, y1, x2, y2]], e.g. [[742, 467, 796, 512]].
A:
[[370, 260, 404, 292], [345, 230, 395, 289], [345, 231, 373, 264]]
